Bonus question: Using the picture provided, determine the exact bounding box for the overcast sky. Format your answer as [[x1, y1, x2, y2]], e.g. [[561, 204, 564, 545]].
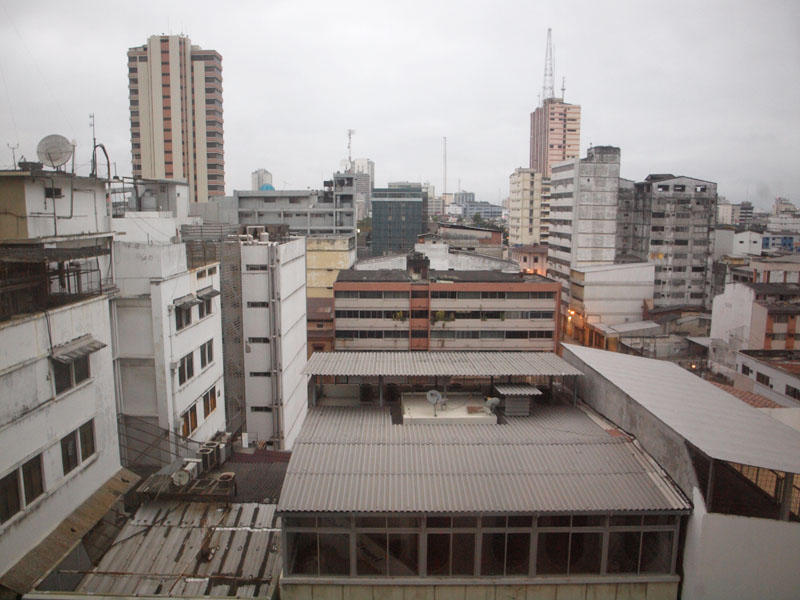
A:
[[1, 1, 798, 209]]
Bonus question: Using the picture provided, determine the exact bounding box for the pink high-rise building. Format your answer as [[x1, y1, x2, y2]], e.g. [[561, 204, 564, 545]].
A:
[[529, 97, 581, 177]]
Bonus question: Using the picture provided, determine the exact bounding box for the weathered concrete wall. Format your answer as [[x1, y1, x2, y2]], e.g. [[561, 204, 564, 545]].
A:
[[561, 346, 700, 498], [281, 581, 678, 600], [682, 487, 800, 600]]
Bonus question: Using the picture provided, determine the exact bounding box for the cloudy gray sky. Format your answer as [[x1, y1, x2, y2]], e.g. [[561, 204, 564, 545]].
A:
[[1, 0, 798, 209]]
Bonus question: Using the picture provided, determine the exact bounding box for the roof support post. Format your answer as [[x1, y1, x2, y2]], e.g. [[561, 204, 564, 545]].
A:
[[311, 376, 317, 407], [706, 460, 715, 510], [379, 375, 384, 407], [779, 472, 794, 521]]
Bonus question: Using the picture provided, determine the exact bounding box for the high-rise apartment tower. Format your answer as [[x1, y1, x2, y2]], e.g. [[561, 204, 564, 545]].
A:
[[128, 35, 225, 203], [529, 30, 581, 176]]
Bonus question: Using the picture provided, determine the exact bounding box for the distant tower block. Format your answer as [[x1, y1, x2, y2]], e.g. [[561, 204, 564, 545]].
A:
[[252, 169, 273, 191]]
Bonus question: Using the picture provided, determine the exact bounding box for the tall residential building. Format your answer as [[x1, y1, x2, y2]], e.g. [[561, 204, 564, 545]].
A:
[[252, 168, 273, 190], [352, 158, 375, 189], [529, 98, 581, 176], [618, 174, 717, 308], [508, 168, 550, 245], [547, 146, 622, 310], [127, 35, 225, 203]]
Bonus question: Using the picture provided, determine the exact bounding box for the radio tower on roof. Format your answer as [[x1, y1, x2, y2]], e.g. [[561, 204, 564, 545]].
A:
[[541, 28, 555, 103]]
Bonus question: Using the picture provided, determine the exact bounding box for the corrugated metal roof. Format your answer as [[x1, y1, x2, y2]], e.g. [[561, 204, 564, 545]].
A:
[[51, 334, 107, 364], [494, 384, 541, 396], [277, 406, 690, 514], [196, 286, 221, 299], [75, 501, 279, 599], [564, 344, 800, 473], [304, 352, 582, 377]]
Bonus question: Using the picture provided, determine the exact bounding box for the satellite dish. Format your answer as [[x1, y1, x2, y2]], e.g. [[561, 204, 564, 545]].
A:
[[426, 389, 442, 405], [36, 134, 73, 169], [171, 468, 191, 487]]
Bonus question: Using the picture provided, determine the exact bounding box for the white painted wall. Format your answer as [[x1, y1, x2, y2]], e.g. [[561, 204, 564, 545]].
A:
[[0, 296, 120, 577], [710, 283, 756, 349], [732, 230, 762, 257], [682, 487, 800, 600], [736, 353, 800, 408], [573, 263, 654, 326], [114, 241, 225, 441], [23, 176, 110, 239]]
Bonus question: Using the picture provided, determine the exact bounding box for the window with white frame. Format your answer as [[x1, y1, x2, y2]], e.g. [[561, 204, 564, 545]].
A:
[[61, 420, 96, 476], [0, 454, 44, 523], [178, 352, 194, 385], [200, 340, 213, 368]]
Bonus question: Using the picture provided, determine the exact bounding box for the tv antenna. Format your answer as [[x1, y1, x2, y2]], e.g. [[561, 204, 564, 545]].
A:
[[36, 134, 73, 169], [7, 143, 18, 169], [426, 389, 443, 417], [346, 129, 355, 168]]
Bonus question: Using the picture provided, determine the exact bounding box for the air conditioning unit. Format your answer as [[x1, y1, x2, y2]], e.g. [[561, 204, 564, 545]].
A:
[[198, 447, 216, 472], [183, 458, 201, 478]]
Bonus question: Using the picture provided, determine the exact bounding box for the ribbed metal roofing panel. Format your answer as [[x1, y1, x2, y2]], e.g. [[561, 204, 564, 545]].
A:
[[494, 384, 542, 396], [51, 334, 107, 363], [304, 351, 583, 377], [278, 406, 690, 514], [564, 344, 800, 473], [76, 501, 278, 598]]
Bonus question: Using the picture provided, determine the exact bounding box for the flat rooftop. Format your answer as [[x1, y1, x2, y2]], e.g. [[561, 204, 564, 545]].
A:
[[278, 405, 690, 514], [336, 269, 553, 284]]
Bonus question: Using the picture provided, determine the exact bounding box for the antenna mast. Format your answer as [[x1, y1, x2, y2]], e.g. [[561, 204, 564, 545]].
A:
[[442, 136, 447, 197], [89, 113, 97, 176], [541, 28, 555, 103], [7, 143, 18, 169], [346, 129, 355, 169]]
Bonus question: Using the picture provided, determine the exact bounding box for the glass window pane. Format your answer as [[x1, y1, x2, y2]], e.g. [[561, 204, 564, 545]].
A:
[[53, 360, 72, 394], [481, 532, 505, 575], [508, 515, 532, 528], [319, 533, 350, 575], [536, 532, 569, 574], [355, 516, 385, 528], [22, 455, 44, 504], [61, 433, 78, 474], [610, 514, 642, 526], [452, 516, 477, 528], [569, 532, 602, 574], [572, 515, 606, 527], [427, 534, 450, 575], [356, 533, 387, 575], [506, 533, 531, 575], [426, 516, 450, 528], [482, 516, 506, 528], [79, 421, 95, 459], [388, 533, 418, 575], [452, 533, 476, 575], [73, 355, 90, 384], [640, 531, 673, 573], [286, 532, 318, 575], [643, 514, 675, 526], [607, 532, 641, 573], [538, 515, 570, 527], [387, 516, 419, 528], [318, 515, 350, 528], [284, 515, 316, 528], [0, 470, 20, 522]]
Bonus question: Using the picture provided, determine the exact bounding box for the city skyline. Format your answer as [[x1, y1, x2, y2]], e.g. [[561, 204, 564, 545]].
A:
[[1, 1, 798, 208]]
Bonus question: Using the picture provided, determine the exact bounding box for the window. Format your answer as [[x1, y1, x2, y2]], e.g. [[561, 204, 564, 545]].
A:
[[250, 371, 271, 377], [181, 404, 198, 436], [756, 372, 771, 386], [200, 340, 213, 368], [198, 297, 212, 318], [60, 420, 95, 476], [247, 301, 269, 307], [203, 387, 217, 416], [178, 352, 194, 385], [786, 385, 800, 400], [52, 353, 91, 395], [175, 305, 192, 330], [741, 364, 752, 376], [251, 405, 272, 412], [246, 264, 268, 271], [248, 337, 270, 343], [21, 455, 44, 507]]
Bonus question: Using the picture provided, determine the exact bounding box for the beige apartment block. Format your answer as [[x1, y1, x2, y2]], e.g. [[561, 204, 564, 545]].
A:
[[530, 97, 581, 177], [508, 168, 549, 246], [306, 234, 357, 298], [128, 35, 225, 203]]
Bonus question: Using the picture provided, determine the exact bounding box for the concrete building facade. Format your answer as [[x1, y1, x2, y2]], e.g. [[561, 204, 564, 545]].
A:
[[334, 265, 561, 352], [251, 169, 272, 191], [305, 234, 357, 298], [127, 35, 224, 203], [235, 237, 308, 449], [508, 168, 549, 245], [618, 175, 716, 308], [547, 146, 622, 310], [734, 349, 800, 408], [511, 244, 548, 276], [529, 97, 581, 177]]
